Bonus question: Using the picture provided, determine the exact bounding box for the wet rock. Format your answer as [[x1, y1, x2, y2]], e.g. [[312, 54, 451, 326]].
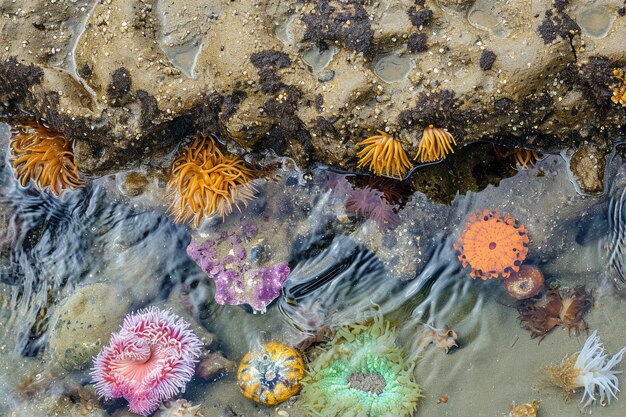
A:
[[197, 352, 236, 380], [568, 144, 609, 195], [48, 283, 131, 371], [117, 171, 150, 197], [0, 0, 624, 194]]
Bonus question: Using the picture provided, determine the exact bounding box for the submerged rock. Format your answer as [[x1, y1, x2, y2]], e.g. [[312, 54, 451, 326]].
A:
[[48, 283, 131, 371]]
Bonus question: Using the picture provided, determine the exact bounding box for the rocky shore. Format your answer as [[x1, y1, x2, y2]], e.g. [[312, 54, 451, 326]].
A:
[[1, 0, 625, 194]]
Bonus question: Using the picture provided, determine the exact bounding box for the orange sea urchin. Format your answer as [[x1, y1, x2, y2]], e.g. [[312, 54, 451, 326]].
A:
[[454, 210, 530, 280], [168, 136, 257, 226], [356, 130, 413, 179], [414, 125, 457, 163], [9, 122, 85, 195]]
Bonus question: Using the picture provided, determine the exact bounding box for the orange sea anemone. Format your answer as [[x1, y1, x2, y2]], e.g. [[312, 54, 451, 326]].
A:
[[9, 122, 85, 195], [504, 265, 544, 300], [356, 130, 413, 179], [168, 136, 257, 226], [453, 210, 530, 280], [414, 125, 457, 163], [513, 149, 541, 170], [612, 69, 626, 107]]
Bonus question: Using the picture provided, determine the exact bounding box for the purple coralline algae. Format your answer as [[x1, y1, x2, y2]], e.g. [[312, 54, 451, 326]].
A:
[[186, 224, 290, 312]]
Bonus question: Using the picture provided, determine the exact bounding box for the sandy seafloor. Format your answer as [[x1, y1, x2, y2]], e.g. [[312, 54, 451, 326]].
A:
[[1, 114, 626, 417]]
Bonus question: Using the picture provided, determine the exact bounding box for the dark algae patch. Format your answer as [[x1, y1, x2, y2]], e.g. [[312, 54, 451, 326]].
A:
[[107, 67, 133, 107], [408, 7, 433, 27], [479, 50, 497, 70], [537, 9, 580, 44], [407, 33, 428, 53], [302, 0, 373, 55]]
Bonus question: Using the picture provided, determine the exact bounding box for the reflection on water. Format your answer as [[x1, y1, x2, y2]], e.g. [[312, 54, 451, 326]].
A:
[[2, 117, 626, 416]]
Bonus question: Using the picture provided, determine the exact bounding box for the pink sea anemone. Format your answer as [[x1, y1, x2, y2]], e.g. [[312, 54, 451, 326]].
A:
[[344, 186, 400, 231], [91, 307, 203, 416]]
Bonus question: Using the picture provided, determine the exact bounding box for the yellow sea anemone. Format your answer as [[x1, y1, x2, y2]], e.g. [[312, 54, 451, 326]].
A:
[[167, 136, 257, 226], [356, 130, 413, 179], [9, 121, 85, 195], [414, 125, 457, 163], [612, 69, 626, 107]]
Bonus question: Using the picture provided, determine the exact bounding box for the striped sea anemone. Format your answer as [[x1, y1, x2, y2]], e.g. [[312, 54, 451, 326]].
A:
[[356, 130, 413, 179], [301, 310, 421, 417], [168, 136, 257, 226], [9, 121, 85, 195], [91, 307, 203, 416], [453, 210, 530, 280]]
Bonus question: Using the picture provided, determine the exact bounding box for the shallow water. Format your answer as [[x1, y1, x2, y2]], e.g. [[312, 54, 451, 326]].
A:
[[2, 120, 626, 417]]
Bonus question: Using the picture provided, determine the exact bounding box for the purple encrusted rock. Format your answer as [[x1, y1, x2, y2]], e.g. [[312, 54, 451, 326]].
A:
[[186, 224, 290, 312]]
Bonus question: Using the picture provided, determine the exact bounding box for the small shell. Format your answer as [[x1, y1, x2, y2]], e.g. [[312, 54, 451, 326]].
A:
[[155, 400, 204, 417], [508, 400, 539, 417]]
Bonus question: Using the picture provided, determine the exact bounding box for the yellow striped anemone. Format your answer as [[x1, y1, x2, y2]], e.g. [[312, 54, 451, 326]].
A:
[[301, 310, 421, 417]]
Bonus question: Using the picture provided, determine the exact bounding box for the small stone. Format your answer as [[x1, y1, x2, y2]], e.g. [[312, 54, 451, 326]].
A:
[[317, 69, 335, 83], [48, 283, 131, 371]]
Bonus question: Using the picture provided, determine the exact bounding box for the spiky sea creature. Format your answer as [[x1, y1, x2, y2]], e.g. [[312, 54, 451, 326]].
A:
[[356, 130, 413, 179], [237, 342, 305, 405], [9, 121, 85, 195], [301, 309, 421, 417], [414, 125, 456, 163], [168, 136, 256, 226], [545, 331, 626, 408]]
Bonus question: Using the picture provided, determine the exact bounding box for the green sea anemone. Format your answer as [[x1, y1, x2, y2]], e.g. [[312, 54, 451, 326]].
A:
[[301, 310, 421, 417]]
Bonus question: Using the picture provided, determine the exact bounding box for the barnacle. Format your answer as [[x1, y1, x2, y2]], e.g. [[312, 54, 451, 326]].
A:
[[356, 130, 413, 179], [168, 136, 257, 226], [414, 125, 457, 163], [9, 122, 85, 195], [513, 149, 541, 170], [453, 210, 530, 280], [611, 69, 626, 107]]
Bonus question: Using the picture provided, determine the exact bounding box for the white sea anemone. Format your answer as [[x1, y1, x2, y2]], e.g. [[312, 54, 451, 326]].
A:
[[546, 330, 626, 408]]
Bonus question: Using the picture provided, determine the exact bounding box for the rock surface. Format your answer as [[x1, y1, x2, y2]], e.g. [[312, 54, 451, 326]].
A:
[[48, 283, 131, 371], [0, 0, 625, 193]]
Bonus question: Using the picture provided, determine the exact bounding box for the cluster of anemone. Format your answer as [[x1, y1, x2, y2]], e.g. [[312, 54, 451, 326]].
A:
[[355, 126, 458, 178], [168, 135, 257, 226], [301, 309, 421, 417], [9, 121, 85, 195], [612, 68, 626, 107], [545, 331, 626, 408], [453, 210, 530, 280]]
